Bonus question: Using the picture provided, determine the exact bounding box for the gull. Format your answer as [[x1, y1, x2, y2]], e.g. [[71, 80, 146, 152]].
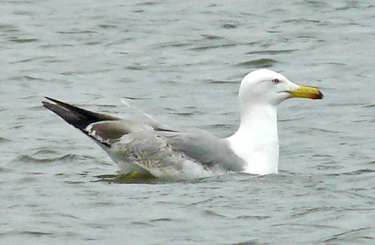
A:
[[42, 69, 323, 179]]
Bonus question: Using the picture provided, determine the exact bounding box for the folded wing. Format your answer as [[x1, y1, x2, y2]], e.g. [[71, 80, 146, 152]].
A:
[[43, 97, 244, 178]]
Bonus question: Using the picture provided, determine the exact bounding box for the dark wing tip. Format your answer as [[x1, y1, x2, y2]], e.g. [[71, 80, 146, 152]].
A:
[[43, 96, 75, 109], [42, 97, 121, 133]]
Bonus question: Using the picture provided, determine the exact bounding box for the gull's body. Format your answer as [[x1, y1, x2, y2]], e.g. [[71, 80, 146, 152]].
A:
[[43, 69, 323, 179]]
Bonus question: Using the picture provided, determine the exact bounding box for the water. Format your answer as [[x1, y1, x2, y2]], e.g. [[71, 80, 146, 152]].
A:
[[1, 0, 375, 244]]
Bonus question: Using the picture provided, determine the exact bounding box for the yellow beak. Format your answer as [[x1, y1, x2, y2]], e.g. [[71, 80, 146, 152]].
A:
[[287, 85, 324, 100]]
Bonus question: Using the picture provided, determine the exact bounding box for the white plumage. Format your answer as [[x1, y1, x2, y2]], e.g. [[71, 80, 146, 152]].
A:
[[43, 69, 323, 179]]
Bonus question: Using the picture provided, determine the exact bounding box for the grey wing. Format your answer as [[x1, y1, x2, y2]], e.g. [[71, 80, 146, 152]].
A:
[[162, 128, 245, 171], [42, 97, 244, 174], [42, 97, 178, 146], [42, 97, 186, 175]]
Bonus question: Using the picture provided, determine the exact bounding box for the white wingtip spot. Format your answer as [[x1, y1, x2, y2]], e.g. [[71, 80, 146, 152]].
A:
[[85, 124, 112, 145]]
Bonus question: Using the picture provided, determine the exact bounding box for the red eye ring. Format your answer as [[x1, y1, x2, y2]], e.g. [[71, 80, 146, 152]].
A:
[[272, 79, 280, 84]]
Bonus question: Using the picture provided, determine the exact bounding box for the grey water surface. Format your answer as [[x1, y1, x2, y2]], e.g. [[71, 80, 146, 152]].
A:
[[1, 0, 375, 244]]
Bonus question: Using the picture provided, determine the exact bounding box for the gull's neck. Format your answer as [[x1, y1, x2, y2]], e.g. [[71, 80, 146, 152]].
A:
[[225, 103, 279, 174]]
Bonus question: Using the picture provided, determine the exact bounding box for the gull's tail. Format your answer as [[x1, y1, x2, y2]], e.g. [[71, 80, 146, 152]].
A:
[[42, 97, 120, 134]]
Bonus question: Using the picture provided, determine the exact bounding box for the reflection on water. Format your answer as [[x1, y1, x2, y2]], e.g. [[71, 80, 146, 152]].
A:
[[95, 172, 159, 184]]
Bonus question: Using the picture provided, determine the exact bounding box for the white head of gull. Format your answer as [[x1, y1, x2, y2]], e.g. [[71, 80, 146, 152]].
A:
[[225, 69, 323, 174]]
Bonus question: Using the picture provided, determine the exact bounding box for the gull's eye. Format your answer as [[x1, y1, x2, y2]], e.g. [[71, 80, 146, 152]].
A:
[[272, 79, 280, 84]]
